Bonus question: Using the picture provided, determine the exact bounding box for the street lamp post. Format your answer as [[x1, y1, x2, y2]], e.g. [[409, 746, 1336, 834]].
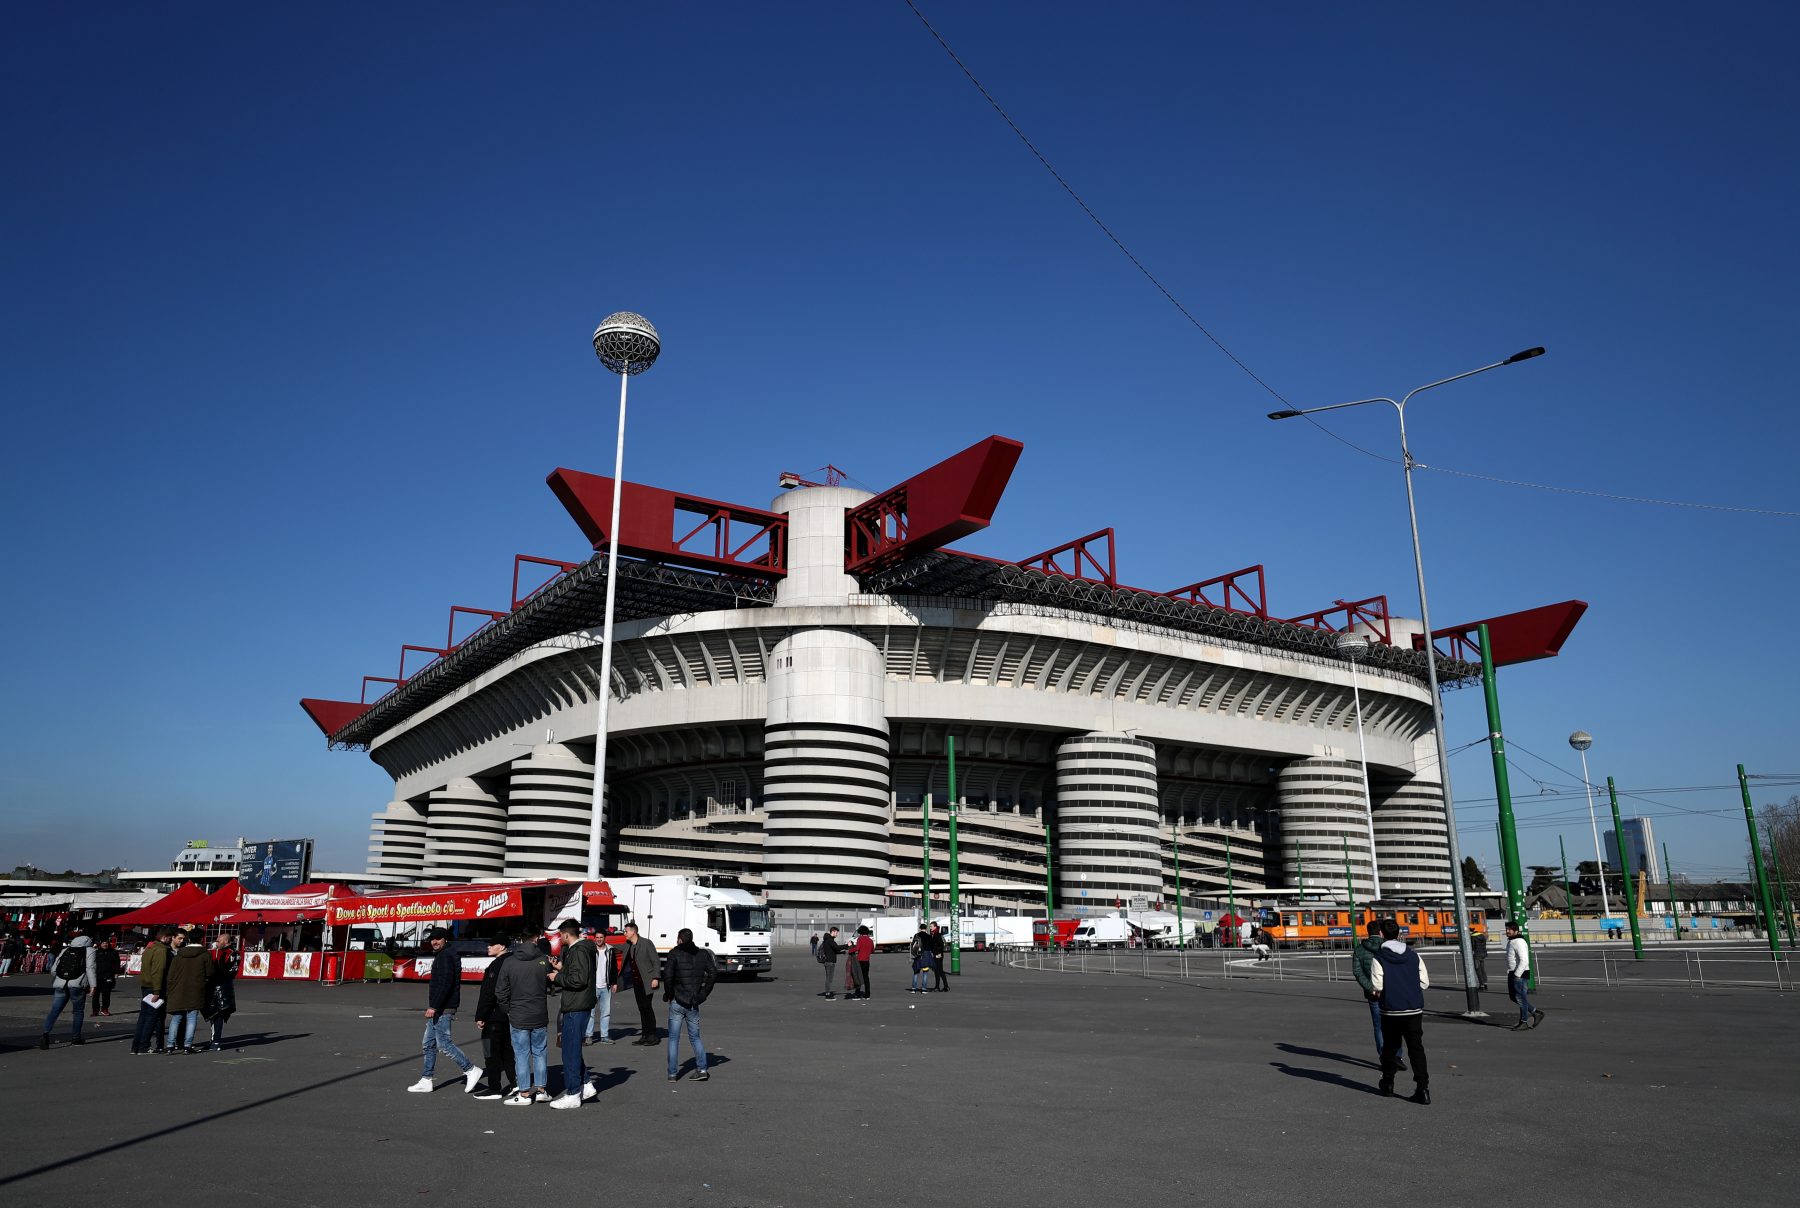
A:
[[1332, 631, 1381, 901], [586, 312, 661, 881], [1568, 731, 1613, 920], [1268, 346, 1544, 1014]]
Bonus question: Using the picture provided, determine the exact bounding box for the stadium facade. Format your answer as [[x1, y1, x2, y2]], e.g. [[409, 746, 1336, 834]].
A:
[[304, 436, 1582, 918]]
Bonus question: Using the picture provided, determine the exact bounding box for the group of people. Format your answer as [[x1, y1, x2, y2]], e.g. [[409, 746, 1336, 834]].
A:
[[30, 925, 238, 1053], [411, 919, 718, 1110], [810, 925, 873, 1000], [1351, 917, 1546, 1104]]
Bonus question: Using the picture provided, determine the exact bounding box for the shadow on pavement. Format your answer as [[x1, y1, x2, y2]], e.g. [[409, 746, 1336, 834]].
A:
[[1274, 1042, 1380, 1070], [1269, 1061, 1383, 1096]]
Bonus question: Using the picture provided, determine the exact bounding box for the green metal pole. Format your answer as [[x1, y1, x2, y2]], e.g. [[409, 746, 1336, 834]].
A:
[[1173, 819, 1185, 949], [1606, 777, 1643, 959], [1559, 835, 1578, 945], [921, 791, 932, 928], [1663, 841, 1680, 940], [1737, 764, 1781, 955], [1765, 822, 1796, 947], [1342, 836, 1356, 949], [1226, 834, 1239, 948], [1479, 624, 1527, 930], [947, 736, 961, 975], [1297, 855, 1305, 904]]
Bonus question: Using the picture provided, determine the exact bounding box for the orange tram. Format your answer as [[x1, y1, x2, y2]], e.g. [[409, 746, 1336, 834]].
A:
[[1259, 901, 1487, 949]]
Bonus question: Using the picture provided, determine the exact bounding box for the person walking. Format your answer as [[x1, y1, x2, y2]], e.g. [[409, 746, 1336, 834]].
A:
[[808, 933, 820, 961], [92, 936, 121, 1016], [848, 925, 873, 1001], [548, 919, 599, 1109], [473, 936, 515, 1101], [927, 923, 948, 992], [496, 928, 553, 1106], [39, 929, 98, 1049], [908, 926, 931, 993], [407, 927, 482, 1094], [614, 922, 661, 1045], [203, 934, 238, 1051], [661, 927, 717, 1082], [1350, 920, 1403, 1069], [1470, 927, 1491, 992], [131, 927, 173, 1054], [161, 930, 212, 1054], [816, 926, 843, 1000], [1368, 918, 1431, 1104], [1505, 921, 1544, 1031]]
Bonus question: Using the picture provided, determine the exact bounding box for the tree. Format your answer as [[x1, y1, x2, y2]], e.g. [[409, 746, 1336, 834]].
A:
[[1525, 865, 1560, 896], [1460, 856, 1490, 891]]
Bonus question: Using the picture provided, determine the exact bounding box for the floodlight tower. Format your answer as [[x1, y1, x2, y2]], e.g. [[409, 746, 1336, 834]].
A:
[[1568, 730, 1612, 919], [586, 311, 661, 881]]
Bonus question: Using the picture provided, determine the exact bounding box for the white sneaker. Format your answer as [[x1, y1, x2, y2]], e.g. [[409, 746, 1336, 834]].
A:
[[532, 1088, 551, 1103], [463, 1067, 483, 1094], [549, 1093, 581, 1110], [503, 1092, 533, 1106], [580, 1081, 596, 1101], [406, 1078, 434, 1093]]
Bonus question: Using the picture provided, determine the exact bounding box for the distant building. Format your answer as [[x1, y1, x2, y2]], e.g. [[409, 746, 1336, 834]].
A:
[[1602, 817, 1661, 881]]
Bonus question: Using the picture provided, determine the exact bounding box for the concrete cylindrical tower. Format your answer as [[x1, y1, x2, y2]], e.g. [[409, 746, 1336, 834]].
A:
[[1276, 755, 1377, 901], [1055, 733, 1161, 912], [1373, 778, 1453, 898], [423, 776, 506, 883], [771, 485, 869, 606], [367, 798, 426, 879], [504, 743, 595, 880]]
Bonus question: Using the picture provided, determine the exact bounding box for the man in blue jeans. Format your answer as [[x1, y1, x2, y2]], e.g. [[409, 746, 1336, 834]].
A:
[[548, 919, 598, 1110], [1505, 921, 1545, 1031], [407, 928, 482, 1095], [1351, 920, 1404, 1070], [661, 928, 716, 1082], [495, 927, 552, 1106]]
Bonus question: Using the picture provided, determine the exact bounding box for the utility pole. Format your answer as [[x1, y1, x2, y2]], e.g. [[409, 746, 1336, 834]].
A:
[[1342, 835, 1357, 945], [1605, 777, 1643, 960], [1765, 822, 1796, 948], [921, 792, 932, 927], [1173, 819, 1186, 950], [1559, 834, 1578, 945], [947, 736, 962, 975], [1737, 764, 1781, 955], [1043, 823, 1055, 920], [1663, 841, 1680, 939], [1225, 834, 1239, 948]]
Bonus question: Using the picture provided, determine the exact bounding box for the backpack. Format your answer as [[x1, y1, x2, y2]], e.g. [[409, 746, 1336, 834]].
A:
[[53, 945, 86, 982]]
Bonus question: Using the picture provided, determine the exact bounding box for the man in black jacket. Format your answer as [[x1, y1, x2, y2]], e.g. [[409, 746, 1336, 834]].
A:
[[472, 937, 514, 1100], [548, 919, 598, 1109], [408, 928, 481, 1095], [927, 923, 948, 992], [661, 928, 716, 1082], [495, 929, 553, 1106], [816, 926, 843, 1000]]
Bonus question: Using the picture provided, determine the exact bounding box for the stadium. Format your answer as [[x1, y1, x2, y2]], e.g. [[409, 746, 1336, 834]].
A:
[[302, 435, 1581, 919]]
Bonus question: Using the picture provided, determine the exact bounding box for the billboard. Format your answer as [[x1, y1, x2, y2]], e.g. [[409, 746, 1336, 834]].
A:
[[240, 839, 313, 894]]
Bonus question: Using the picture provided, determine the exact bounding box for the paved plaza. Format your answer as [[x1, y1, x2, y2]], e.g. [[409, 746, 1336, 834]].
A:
[[2, 948, 1794, 1206]]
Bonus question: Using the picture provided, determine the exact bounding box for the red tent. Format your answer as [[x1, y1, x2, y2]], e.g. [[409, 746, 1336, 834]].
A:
[[215, 883, 342, 925], [181, 879, 243, 924], [103, 881, 209, 928]]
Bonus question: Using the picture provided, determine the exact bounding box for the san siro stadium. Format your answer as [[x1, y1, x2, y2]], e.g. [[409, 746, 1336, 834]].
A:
[[303, 435, 1582, 920]]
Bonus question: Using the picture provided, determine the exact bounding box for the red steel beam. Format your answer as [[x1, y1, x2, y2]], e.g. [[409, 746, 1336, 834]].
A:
[[512, 554, 581, 611], [448, 605, 509, 648], [845, 436, 1024, 573], [547, 470, 787, 579], [399, 644, 451, 681], [1283, 595, 1392, 645], [1164, 565, 1268, 619], [1414, 599, 1588, 668], [1016, 528, 1117, 588], [299, 698, 371, 737]]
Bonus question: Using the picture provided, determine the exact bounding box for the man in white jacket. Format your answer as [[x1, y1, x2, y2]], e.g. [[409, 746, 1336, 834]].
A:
[[1504, 921, 1544, 1031]]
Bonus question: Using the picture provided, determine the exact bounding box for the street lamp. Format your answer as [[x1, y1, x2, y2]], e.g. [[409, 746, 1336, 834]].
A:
[[1567, 730, 1613, 920], [1269, 346, 1545, 1014], [1333, 631, 1382, 901], [585, 311, 661, 881]]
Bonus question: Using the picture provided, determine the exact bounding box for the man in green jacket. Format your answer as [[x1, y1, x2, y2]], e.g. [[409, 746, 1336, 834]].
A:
[[131, 928, 174, 1055], [548, 920, 598, 1109], [1351, 920, 1403, 1069]]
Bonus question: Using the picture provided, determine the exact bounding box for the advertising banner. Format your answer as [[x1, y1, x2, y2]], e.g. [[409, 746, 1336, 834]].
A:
[[241, 952, 272, 979], [282, 952, 314, 979], [239, 840, 313, 894], [326, 886, 522, 926], [241, 889, 333, 912]]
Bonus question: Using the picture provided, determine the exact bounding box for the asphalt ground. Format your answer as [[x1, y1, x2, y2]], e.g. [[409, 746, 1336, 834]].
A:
[[2, 948, 1795, 1207]]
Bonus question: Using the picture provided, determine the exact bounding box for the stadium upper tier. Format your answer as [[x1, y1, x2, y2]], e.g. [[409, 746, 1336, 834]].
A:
[[303, 436, 1583, 915]]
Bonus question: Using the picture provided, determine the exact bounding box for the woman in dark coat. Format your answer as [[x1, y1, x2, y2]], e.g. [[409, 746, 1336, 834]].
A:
[[92, 937, 121, 1015], [203, 934, 238, 1051]]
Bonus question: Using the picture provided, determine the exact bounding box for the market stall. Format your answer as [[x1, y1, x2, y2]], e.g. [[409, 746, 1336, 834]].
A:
[[325, 879, 616, 981]]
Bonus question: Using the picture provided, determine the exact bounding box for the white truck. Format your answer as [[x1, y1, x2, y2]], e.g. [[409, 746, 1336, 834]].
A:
[[859, 913, 1034, 951], [602, 875, 773, 979], [1069, 915, 1139, 949]]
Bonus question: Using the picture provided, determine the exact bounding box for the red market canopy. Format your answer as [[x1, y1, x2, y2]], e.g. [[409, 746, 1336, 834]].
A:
[[215, 883, 344, 925], [103, 881, 209, 928]]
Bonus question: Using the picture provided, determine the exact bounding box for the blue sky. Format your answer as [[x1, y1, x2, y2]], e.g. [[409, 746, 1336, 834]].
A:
[[4, 3, 1795, 883]]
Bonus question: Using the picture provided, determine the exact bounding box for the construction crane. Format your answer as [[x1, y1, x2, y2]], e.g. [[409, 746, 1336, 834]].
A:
[[778, 464, 853, 490]]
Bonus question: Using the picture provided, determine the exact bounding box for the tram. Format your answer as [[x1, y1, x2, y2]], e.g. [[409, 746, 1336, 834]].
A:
[[1260, 901, 1487, 949]]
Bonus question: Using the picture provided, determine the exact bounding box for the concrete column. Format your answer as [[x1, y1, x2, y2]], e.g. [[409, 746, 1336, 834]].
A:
[[1277, 756, 1378, 901], [762, 627, 891, 912], [423, 776, 506, 883], [367, 799, 426, 880], [770, 485, 870, 606], [1055, 733, 1160, 913], [504, 743, 594, 880], [1373, 778, 1453, 898]]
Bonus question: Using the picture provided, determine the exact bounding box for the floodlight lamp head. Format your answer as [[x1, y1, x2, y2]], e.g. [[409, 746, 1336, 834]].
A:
[[592, 311, 661, 376], [1333, 632, 1371, 660], [1267, 409, 1303, 420], [1568, 730, 1593, 752], [1504, 346, 1546, 364]]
